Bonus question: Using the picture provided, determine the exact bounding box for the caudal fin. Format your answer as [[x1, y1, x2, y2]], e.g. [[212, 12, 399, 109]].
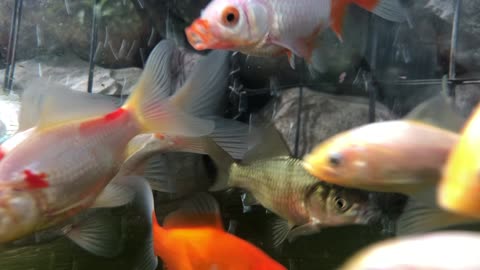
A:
[[124, 40, 215, 137], [331, 0, 407, 41]]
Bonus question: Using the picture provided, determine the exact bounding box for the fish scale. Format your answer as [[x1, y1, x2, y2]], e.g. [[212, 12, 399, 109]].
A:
[[270, 0, 331, 42], [230, 156, 320, 225]]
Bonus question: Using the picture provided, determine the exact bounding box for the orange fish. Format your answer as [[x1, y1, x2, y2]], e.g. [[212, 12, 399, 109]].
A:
[[438, 103, 480, 218], [152, 193, 287, 270], [185, 0, 405, 68]]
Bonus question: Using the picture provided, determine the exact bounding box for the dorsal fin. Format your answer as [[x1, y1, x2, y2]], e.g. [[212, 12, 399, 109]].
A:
[[404, 75, 466, 132], [19, 78, 119, 131], [242, 123, 291, 164], [163, 193, 223, 230]]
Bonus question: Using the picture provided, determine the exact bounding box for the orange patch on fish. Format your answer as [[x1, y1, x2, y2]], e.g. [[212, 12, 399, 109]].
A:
[[185, 19, 215, 50], [23, 170, 49, 188], [330, 0, 379, 41]]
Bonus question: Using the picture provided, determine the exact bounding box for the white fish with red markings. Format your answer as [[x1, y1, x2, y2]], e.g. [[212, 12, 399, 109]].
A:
[[0, 40, 231, 253], [185, 0, 406, 69]]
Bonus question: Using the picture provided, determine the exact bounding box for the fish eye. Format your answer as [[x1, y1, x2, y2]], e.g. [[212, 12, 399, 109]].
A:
[[221, 6, 240, 26], [328, 152, 343, 167], [334, 197, 349, 212]]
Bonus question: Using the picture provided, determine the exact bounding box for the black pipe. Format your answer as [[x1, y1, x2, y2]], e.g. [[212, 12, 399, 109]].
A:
[[87, 0, 101, 94]]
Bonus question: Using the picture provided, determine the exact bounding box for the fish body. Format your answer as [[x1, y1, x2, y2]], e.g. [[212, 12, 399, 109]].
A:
[[0, 176, 158, 270], [154, 226, 285, 270], [303, 120, 458, 202], [152, 193, 286, 270], [0, 109, 137, 227], [439, 104, 480, 217], [230, 156, 369, 226], [341, 231, 480, 270], [186, 0, 404, 66], [209, 125, 375, 245], [0, 40, 223, 243]]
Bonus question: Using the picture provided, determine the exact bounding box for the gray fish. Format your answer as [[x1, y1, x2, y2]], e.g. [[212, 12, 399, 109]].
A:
[[208, 124, 378, 246]]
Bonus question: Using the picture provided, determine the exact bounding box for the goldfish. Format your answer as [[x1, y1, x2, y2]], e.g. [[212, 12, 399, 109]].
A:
[[0, 176, 158, 270], [185, 0, 405, 68], [303, 120, 458, 203], [208, 124, 377, 246], [438, 102, 480, 218], [152, 192, 287, 270], [0, 40, 231, 249], [302, 80, 466, 208], [341, 231, 480, 270], [302, 84, 480, 235]]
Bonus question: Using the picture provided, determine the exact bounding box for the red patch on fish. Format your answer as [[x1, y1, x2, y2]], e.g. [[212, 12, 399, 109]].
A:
[[104, 108, 127, 121], [23, 170, 49, 188], [79, 108, 128, 131], [0, 148, 5, 161]]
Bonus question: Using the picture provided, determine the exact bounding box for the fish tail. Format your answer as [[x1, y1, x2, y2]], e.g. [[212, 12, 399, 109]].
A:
[[124, 40, 229, 137], [206, 137, 235, 192], [331, 0, 407, 40]]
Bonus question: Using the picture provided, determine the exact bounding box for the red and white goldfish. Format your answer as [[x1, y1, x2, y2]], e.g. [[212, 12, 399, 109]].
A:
[[185, 0, 405, 68], [0, 40, 230, 247], [438, 102, 480, 218], [152, 193, 287, 270]]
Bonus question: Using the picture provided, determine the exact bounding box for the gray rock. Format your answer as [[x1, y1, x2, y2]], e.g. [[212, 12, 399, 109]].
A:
[[0, 0, 153, 68], [454, 83, 480, 118], [0, 52, 142, 95], [0, 93, 20, 142], [0, 42, 204, 96], [256, 88, 395, 158]]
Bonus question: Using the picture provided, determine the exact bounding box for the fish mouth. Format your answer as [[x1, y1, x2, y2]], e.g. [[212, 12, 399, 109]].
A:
[[185, 19, 214, 51]]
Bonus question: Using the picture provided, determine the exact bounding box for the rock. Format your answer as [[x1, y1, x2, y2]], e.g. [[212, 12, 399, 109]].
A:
[[0, 40, 206, 96], [256, 88, 395, 158], [410, 0, 480, 77], [0, 52, 142, 95], [454, 83, 480, 118], [0, 0, 154, 68], [0, 93, 20, 142]]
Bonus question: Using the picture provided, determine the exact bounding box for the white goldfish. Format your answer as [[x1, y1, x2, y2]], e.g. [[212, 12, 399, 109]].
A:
[[185, 0, 406, 68], [0, 40, 231, 250]]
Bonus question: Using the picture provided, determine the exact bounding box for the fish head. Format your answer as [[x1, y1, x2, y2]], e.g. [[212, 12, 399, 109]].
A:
[[0, 189, 40, 243], [185, 0, 270, 51], [306, 183, 375, 225], [303, 134, 374, 188]]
